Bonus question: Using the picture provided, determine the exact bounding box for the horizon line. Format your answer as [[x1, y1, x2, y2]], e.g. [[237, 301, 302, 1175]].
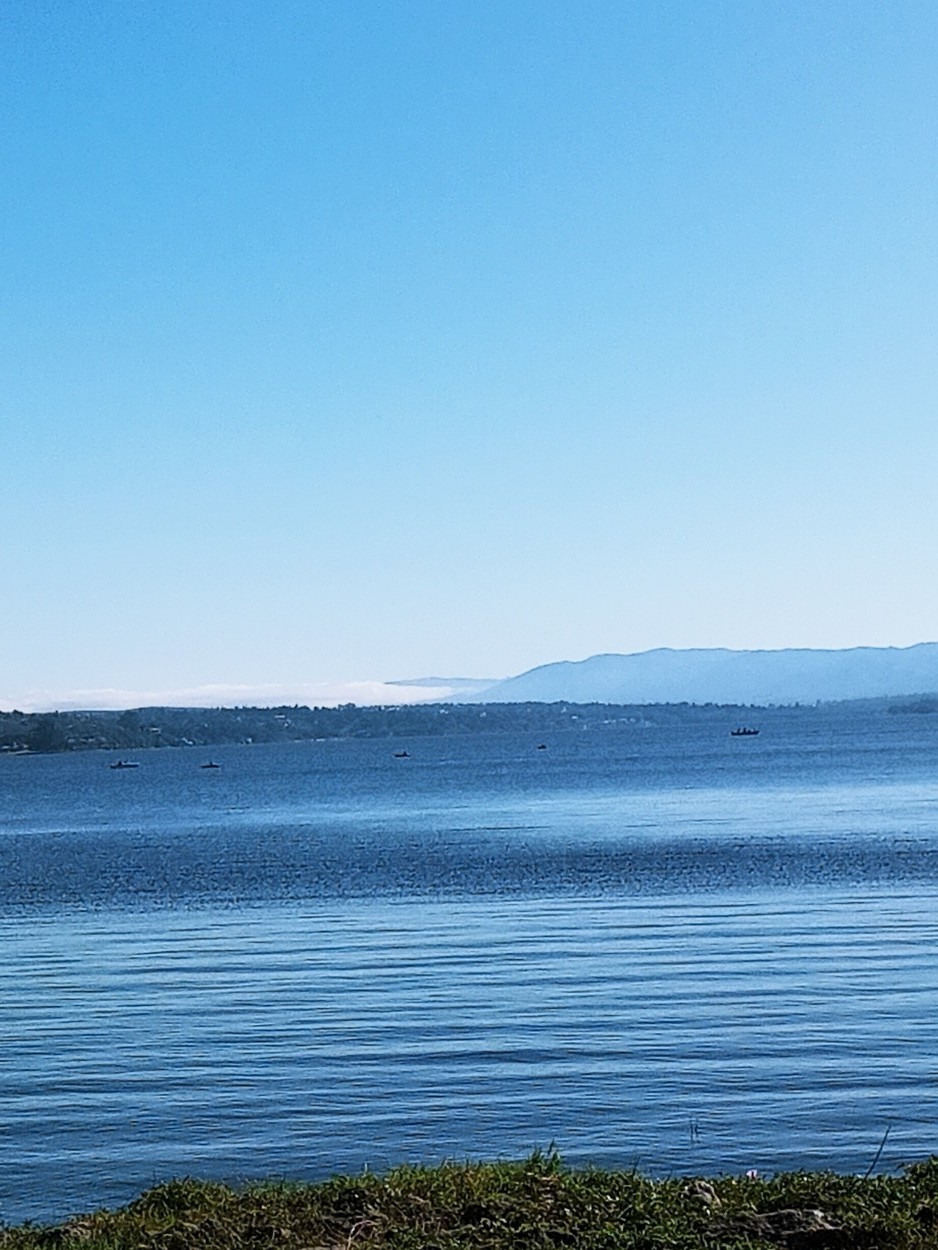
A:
[[3, 640, 937, 713]]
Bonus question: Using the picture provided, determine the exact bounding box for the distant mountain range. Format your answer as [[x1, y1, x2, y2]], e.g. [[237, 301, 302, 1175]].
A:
[[457, 644, 938, 706]]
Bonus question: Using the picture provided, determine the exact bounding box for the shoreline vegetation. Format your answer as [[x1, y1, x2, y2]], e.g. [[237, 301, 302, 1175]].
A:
[[2, 695, 938, 756], [4, 1154, 938, 1248]]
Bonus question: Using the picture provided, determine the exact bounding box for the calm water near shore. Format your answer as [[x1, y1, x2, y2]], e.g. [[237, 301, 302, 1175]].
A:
[[3, 706, 938, 1223]]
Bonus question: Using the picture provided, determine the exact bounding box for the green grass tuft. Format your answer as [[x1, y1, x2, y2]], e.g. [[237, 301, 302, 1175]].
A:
[[5, 1153, 938, 1249]]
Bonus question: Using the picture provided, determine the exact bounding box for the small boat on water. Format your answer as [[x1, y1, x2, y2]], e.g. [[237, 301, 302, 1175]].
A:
[[109, 760, 140, 769], [730, 727, 760, 737], [393, 750, 410, 758], [201, 762, 220, 769]]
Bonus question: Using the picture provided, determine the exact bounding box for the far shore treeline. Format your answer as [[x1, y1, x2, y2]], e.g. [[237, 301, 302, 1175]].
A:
[[3, 695, 938, 756]]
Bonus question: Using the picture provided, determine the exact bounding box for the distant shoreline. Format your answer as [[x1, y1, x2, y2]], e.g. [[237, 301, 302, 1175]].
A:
[[2, 694, 937, 756]]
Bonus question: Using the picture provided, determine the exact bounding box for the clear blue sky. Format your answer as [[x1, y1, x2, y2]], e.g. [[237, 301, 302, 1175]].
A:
[[3, 1, 937, 708]]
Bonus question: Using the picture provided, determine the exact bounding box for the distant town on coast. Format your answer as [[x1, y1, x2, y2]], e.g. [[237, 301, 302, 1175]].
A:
[[4, 695, 938, 757]]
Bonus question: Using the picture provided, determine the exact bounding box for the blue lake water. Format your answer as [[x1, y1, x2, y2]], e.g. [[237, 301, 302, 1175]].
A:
[[2, 707, 938, 1223]]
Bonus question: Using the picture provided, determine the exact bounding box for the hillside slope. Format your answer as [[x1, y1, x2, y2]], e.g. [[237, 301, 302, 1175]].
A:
[[469, 643, 938, 705]]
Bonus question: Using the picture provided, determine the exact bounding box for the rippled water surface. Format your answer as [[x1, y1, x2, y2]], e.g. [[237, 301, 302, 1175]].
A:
[[3, 708, 938, 1222]]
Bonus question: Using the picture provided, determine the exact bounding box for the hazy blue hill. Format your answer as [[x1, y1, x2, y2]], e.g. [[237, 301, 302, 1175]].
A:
[[469, 643, 938, 705], [386, 676, 498, 696]]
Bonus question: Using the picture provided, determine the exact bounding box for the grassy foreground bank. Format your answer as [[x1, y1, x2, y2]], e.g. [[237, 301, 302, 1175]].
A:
[[5, 1154, 938, 1250]]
